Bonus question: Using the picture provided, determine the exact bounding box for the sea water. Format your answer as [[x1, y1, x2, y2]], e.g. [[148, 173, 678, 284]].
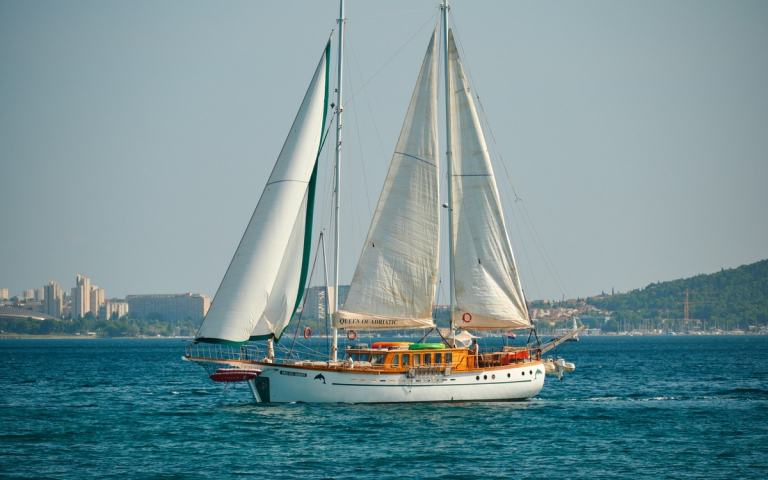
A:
[[1, 336, 767, 479]]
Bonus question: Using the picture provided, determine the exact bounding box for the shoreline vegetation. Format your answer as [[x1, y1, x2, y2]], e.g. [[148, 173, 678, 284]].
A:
[[0, 316, 198, 339]]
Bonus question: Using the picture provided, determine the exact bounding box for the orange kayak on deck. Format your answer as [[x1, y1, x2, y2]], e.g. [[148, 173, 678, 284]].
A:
[[371, 342, 413, 349]]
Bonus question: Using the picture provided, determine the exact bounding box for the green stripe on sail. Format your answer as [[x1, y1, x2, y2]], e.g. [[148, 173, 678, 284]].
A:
[[275, 39, 331, 343], [194, 337, 246, 347]]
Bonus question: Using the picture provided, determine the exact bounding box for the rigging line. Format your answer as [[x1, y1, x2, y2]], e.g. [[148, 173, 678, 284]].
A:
[[520, 200, 570, 297], [515, 199, 567, 299], [483, 116, 542, 300], [342, 10, 439, 107], [287, 232, 325, 360], [513, 200, 554, 295], [318, 112, 338, 236], [343, 106, 365, 280], [320, 232, 331, 355], [508, 202, 543, 300], [345, 34, 389, 176], [343, 39, 374, 219]]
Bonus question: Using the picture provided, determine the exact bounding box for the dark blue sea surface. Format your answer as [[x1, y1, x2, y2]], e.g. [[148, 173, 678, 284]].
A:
[[2, 336, 767, 479]]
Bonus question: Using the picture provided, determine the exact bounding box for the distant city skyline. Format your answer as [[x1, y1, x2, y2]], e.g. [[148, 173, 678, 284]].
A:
[[1, 1, 767, 302]]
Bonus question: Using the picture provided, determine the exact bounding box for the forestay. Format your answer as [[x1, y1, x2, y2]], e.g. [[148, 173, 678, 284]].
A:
[[447, 31, 531, 330], [334, 30, 440, 331], [195, 42, 330, 345]]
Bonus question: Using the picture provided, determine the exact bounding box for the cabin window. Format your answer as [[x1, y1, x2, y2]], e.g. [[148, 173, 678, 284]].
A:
[[348, 353, 359, 361], [360, 353, 371, 362], [402, 354, 410, 366], [390, 354, 399, 367], [371, 354, 386, 365], [435, 353, 443, 365], [424, 353, 432, 365], [413, 354, 421, 366], [445, 353, 453, 365]]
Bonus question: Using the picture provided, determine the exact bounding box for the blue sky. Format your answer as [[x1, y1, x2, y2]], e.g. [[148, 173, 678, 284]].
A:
[[1, 0, 767, 302]]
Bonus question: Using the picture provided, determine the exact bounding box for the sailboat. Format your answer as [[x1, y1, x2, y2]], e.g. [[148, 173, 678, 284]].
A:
[[185, 1, 548, 403]]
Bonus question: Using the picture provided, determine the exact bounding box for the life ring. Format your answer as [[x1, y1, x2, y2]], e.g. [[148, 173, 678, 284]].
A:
[[303, 327, 311, 339], [347, 330, 357, 341], [462, 312, 472, 323]]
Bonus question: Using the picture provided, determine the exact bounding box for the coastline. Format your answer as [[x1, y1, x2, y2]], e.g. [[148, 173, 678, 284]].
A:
[[0, 334, 192, 340]]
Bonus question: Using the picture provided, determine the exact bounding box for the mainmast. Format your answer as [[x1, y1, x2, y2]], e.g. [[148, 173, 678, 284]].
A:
[[331, 0, 345, 361], [442, 0, 456, 344]]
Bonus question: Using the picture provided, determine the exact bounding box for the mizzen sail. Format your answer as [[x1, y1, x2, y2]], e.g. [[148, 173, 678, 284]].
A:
[[447, 30, 531, 330], [334, 29, 440, 331], [195, 42, 330, 345]]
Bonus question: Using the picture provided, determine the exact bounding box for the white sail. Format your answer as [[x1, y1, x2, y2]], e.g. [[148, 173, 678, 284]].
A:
[[447, 30, 531, 330], [334, 29, 439, 331], [196, 43, 329, 345], [249, 180, 314, 340]]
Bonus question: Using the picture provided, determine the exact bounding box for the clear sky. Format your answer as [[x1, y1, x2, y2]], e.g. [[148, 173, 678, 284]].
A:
[[1, 0, 767, 303]]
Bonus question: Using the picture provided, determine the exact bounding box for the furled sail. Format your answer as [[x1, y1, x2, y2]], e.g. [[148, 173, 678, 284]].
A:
[[196, 42, 330, 345], [334, 29, 439, 331], [447, 30, 531, 330]]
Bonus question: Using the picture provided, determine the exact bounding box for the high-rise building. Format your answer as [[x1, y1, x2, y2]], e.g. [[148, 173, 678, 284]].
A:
[[71, 275, 91, 319], [44, 281, 63, 318], [0, 288, 8, 300], [101, 299, 129, 320], [23, 289, 35, 300], [125, 293, 210, 323], [303, 286, 328, 321], [302, 285, 351, 321], [35, 288, 45, 301], [89, 286, 104, 316]]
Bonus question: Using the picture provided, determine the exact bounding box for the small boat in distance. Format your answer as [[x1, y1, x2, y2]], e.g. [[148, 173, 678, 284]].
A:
[[565, 317, 582, 342]]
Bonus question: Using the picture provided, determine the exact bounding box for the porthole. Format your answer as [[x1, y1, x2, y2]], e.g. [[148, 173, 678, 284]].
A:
[[492, 374, 496, 380], [483, 375, 487, 380], [529, 370, 533, 375], [522, 371, 525, 376], [476, 376, 480, 381], [507, 373, 511, 378]]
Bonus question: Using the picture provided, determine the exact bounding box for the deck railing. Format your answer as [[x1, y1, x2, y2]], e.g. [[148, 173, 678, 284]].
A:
[[184, 341, 264, 363]]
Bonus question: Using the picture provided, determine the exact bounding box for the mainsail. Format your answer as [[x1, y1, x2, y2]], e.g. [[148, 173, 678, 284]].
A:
[[196, 42, 330, 345], [447, 30, 531, 330], [334, 29, 440, 331]]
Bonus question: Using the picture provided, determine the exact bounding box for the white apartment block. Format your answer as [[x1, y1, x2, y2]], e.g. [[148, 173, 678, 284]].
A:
[[90, 286, 105, 316], [44, 281, 63, 318], [125, 293, 210, 323], [101, 300, 129, 320], [71, 274, 91, 319]]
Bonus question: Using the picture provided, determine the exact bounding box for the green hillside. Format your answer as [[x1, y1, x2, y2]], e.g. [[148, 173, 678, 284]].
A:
[[587, 259, 768, 332]]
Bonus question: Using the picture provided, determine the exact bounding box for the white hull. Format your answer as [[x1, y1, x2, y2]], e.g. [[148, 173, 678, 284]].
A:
[[246, 360, 545, 403]]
